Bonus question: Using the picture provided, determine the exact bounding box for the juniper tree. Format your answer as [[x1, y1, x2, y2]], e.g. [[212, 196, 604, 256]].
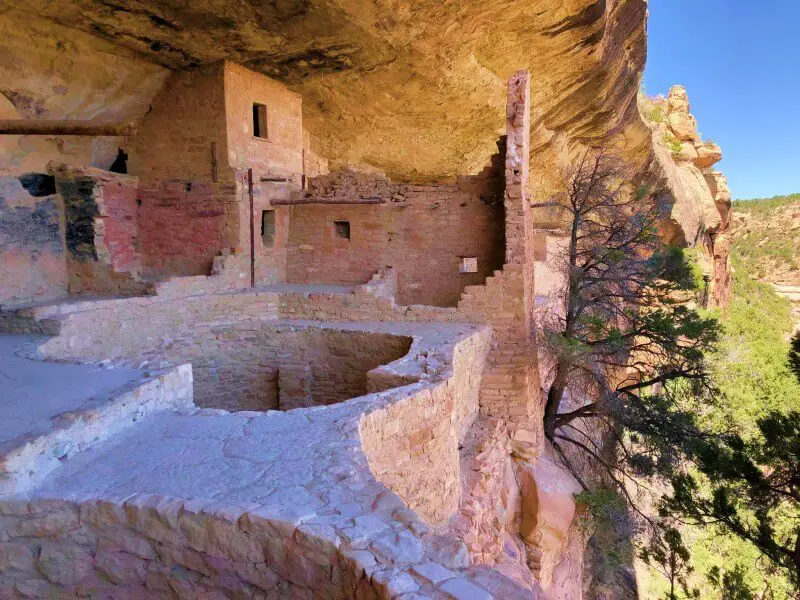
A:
[[639, 527, 699, 600], [662, 410, 800, 587], [535, 148, 718, 489], [657, 324, 800, 588], [536, 148, 800, 592]]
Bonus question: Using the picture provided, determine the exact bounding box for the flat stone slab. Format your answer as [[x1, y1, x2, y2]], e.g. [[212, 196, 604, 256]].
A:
[[261, 283, 356, 295], [0, 335, 144, 445], [0, 334, 193, 495], [0, 322, 534, 598]]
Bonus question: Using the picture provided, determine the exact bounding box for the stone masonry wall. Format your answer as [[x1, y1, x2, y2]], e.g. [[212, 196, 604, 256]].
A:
[[128, 64, 230, 185], [127, 63, 241, 280], [286, 164, 505, 307], [126, 62, 308, 285], [223, 62, 304, 176], [278, 263, 543, 450], [51, 164, 149, 297], [359, 327, 492, 524], [137, 181, 234, 278], [225, 61, 306, 287], [152, 324, 413, 412], [0, 175, 67, 306], [23, 296, 411, 412], [0, 496, 377, 599]]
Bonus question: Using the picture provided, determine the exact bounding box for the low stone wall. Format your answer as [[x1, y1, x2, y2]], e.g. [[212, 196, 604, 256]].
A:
[[28, 306, 412, 411], [28, 290, 279, 361], [359, 326, 491, 524], [0, 324, 536, 599], [0, 496, 375, 599], [0, 365, 193, 497]]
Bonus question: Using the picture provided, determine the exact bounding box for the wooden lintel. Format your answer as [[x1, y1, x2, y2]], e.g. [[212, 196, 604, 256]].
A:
[[0, 120, 137, 137], [270, 197, 387, 206]]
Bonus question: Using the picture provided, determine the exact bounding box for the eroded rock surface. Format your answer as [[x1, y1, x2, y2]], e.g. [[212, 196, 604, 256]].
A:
[[644, 85, 732, 308], [1, 0, 648, 179]]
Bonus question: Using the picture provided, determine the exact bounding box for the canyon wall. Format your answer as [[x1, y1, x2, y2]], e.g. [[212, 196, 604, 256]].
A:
[[1, 0, 648, 180], [643, 86, 733, 308], [0, 1, 735, 597]]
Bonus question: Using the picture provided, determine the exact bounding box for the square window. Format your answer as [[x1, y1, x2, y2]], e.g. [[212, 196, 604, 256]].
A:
[[253, 103, 268, 139], [334, 221, 350, 240], [459, 257, 478, 273], [261, 210, 276, 247]]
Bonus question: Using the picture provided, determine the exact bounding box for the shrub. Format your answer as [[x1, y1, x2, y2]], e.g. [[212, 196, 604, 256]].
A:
[[663, 131, 683, 156]]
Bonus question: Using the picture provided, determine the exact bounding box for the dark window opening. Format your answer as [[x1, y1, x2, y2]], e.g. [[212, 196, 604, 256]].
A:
[[253, 103, 268, 139], [334, 221, 350, 240], [261, 210, 276, 247], [109, 148, 128, 174]]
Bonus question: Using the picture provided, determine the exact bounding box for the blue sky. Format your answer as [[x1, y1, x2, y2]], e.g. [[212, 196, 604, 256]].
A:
[[643, 0, 800, 200]]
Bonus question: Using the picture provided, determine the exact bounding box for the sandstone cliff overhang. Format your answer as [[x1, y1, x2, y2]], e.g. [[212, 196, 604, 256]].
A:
[[1, 0, 648, 179]]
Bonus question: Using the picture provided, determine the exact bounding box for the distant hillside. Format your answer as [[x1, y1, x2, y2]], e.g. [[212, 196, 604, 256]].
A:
[[731, 193, 800, 325]]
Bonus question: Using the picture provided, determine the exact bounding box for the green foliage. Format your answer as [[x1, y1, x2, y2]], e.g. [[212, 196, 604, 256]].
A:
[[663, 410, 800, 586], [789, 331, 800, 383], [657, 268, 800, 595], [643, 196, 800, 597], [577, 488, 626, 526], [578, 488, 636, 591], [663, 131, 683, 155], [639, 89, 667, 124], [649, 104, 666, 124], [733, 192, 800, 214], [640, 527, 699, 599], [731, 192, 799, 285], [707, 565, 755, 600], [734, 230, 799, 278], [706, 264, 800, 432], [682, 248, 707, 292]]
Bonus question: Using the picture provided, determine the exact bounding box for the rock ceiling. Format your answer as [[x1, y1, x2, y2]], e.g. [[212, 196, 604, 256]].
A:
[[1, 0, 648, 179]]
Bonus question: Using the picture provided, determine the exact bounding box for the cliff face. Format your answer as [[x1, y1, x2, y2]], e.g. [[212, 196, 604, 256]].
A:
[[643, 86, 733, 308], [0, 1, 736, 596], [1, 0, 648, 180], [731, 195, 800, 326]]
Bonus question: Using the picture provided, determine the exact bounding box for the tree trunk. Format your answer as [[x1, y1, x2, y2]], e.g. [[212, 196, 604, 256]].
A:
[[543, 367, 568, 440]]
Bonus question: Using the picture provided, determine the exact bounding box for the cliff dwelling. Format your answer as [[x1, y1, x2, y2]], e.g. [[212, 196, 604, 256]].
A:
[[0, 2, 736, 599]]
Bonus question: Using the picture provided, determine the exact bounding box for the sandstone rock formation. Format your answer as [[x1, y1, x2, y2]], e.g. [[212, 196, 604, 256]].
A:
[[0, 0, 648, 179], [0, 1, 737, 598], [643, 85, 732, 308]]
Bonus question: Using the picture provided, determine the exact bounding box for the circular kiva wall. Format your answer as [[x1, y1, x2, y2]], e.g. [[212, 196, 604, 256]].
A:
[[178, 325, 413, 411]]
